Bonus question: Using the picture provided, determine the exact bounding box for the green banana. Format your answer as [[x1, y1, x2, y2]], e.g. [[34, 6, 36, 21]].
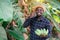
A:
[[35, 29, 49, 36]]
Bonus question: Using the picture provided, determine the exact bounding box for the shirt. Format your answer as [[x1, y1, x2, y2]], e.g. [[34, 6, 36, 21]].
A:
[[23, 16, 52, 40]]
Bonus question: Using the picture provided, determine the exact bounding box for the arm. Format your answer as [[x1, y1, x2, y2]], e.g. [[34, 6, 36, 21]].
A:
[[23, 18, 31, 40], [45, 19, 52, 37], [23, 18, 31, 28]]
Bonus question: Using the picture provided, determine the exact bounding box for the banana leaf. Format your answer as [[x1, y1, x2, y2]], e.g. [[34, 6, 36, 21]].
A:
[[0, 0, 13, 22], [0, 26, 7, 40]]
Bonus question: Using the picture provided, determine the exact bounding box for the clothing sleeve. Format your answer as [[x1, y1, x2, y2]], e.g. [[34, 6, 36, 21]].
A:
[[45, 19, 52, 38], [23, 18, 31, 28]]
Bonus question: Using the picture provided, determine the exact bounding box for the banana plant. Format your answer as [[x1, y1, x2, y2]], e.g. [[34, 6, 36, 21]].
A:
[[45, 3, 60, 32], [0, 25, 7, 40], [0, 0, 13, 40], [0, 0, 25, 40], [0, 0, 13, 22], [6, 0, 25, 40], [46, 0, 60, 8]]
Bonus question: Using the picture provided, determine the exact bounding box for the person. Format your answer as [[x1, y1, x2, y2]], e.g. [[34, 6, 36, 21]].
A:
[[23, 5, 52, 40]]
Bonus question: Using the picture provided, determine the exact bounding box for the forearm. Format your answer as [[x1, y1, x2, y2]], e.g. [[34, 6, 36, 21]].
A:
[[47, 25, 52, 37]]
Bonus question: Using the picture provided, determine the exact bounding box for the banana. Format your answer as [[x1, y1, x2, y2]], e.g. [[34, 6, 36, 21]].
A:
[[35, 29, 41, 35], [35, 29, 49, 36]]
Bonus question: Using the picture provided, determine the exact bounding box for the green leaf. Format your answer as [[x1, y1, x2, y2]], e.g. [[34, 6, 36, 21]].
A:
[[2, 21, 9, 28], [52, 14, 60, 23], [13, 10, 25, 33], [0, 0, 13, 22], [45, 6, 60, 32], [7, 29, 24, 40], [0, 19, 3, 23], [46, 0, 60, 8], [0, 26, 7, 40], [0, 37, 3, 40]]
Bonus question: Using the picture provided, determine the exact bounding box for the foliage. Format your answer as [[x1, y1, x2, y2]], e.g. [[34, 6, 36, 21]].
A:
[[0, 0, 25, 40], [0, 0, 13, 22], [7, 27, 24, 40], [0, 26, 7, 40]]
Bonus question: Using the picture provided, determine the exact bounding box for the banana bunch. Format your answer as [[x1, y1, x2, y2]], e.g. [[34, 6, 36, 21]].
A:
[[35, 28, 48, 36]]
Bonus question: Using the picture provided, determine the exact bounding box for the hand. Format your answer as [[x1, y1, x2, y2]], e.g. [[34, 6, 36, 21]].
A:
[[23, 33, 28, 40], [27, 27, 30, 33], [40, 34, 47, 37]]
